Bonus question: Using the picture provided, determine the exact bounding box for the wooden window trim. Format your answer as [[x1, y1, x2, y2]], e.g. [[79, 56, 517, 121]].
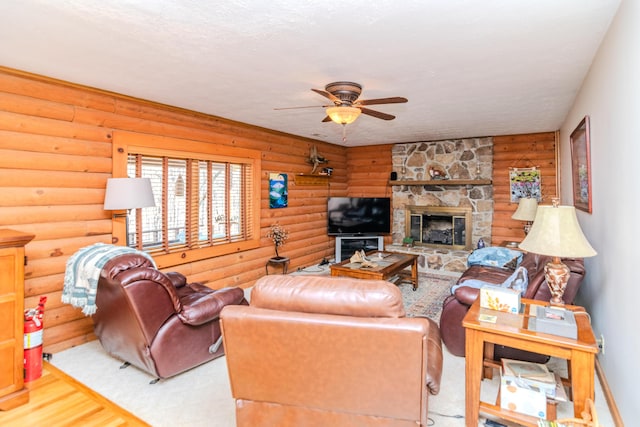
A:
[[112, 131, 261, 268]]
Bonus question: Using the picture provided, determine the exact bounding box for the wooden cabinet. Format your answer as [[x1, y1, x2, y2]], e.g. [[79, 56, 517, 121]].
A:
[[0, 230, 35, 411]]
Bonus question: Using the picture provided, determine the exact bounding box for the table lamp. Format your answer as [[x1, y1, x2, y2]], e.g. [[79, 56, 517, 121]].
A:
[[511, 197, 538, 235], [104, 178, 156, 246], [518, 200, 596, 305]]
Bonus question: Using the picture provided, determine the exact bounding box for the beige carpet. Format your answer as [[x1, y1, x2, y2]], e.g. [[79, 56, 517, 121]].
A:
[[50, 272, 614, 427], [50, 340, 613, 427]]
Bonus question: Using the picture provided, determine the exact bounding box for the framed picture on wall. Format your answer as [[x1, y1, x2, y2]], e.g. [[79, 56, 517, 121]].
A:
[[269, 173, 288, 208], [570, 116, 592, 213], [509, 167, 542, 203]]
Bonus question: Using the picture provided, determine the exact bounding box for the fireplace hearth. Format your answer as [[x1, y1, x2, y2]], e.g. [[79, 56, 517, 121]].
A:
[[405, 205, 472, 250]]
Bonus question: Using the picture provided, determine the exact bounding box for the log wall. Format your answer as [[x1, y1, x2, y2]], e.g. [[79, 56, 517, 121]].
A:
[[491, 132, 558, 245], [346, 144, 394, 245], [0, 67, 558, 353], [0, 68, 346, 353]]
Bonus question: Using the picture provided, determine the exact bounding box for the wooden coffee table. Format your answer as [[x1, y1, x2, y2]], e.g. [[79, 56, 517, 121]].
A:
[[330, 251, 419, 290]]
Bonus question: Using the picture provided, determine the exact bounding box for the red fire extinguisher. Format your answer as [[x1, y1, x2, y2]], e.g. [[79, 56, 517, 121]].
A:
[[24, 296, 47, 382]]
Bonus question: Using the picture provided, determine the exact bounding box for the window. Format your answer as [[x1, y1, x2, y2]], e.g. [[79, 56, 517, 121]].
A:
[[112, 132, 261, 267]]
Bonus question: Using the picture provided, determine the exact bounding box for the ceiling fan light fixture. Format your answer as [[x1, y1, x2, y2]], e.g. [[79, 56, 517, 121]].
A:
[[326, 106, 361, 125]]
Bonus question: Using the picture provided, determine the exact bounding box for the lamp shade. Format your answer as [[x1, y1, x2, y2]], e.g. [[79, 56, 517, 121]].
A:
[[326, 106, 361, 124], [518, 205, 596, 258], [104, 178, 156, 210], [512, 197, 538, 221]]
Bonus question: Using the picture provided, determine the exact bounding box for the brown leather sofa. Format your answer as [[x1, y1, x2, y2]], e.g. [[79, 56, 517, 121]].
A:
[[93, 253, 248, 380], [440, 252, 585, 360], [221, 275, 443, 427]]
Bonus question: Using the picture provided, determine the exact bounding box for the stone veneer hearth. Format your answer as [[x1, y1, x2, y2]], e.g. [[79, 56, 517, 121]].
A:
[[389, 137, 494, 274]]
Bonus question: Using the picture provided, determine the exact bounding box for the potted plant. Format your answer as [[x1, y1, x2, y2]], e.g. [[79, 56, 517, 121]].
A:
[[402, 236, 414, 247], [266, 223, 289, 258]]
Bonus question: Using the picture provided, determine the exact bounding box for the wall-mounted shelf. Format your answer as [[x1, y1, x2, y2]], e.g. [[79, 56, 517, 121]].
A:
[[294, 174, 330, 186], [388, 179, 492, 186]]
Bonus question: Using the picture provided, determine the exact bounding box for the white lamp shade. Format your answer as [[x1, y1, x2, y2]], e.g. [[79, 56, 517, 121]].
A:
[[512, 197, 538, 221], [104, 178, 156, 210], [518, 205, 596, 258], [326, 106, 361, 124]]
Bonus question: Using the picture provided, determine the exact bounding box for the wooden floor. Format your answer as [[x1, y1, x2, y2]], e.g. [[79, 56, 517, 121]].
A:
[[0, 362, 148, 427]]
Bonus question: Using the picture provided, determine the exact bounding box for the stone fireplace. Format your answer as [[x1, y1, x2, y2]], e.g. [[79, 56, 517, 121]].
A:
[[387, 137, 494, 274]]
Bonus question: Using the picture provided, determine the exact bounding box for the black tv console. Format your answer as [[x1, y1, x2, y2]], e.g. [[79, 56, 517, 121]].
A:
[[334, 235, 384, 262]]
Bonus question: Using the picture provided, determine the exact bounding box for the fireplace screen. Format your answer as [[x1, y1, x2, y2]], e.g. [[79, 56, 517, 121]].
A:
[[405, 206, 472, 250]]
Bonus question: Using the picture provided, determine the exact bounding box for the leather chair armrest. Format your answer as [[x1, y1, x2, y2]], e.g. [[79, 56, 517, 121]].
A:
[[424, 318, 443, 395], [165, 272, 187, 288], [453, 286, 481, 306], [179, 287, 246, 326]]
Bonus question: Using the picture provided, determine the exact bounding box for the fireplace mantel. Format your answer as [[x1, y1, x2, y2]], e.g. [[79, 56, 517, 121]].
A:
[[389, 179, 492, 186]]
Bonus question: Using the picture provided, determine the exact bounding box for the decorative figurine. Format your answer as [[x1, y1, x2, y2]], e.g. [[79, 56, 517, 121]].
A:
[[307, 145, 329, 174]]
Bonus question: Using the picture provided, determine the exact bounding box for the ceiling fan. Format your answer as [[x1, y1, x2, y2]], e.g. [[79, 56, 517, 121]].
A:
[[276, 81, 408, 125]]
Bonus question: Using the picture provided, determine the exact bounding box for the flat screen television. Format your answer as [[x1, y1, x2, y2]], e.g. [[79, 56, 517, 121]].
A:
[[327, 197, 391, 236]]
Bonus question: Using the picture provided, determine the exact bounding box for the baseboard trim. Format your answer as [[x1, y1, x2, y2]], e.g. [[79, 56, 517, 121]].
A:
[[596, 357, 624, 426]]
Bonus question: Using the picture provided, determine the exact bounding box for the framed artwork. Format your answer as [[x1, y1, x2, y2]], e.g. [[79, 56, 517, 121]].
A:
[[570, 116, 592, 213], [509, 167, 541, 203], [269, 173, 288, 208]]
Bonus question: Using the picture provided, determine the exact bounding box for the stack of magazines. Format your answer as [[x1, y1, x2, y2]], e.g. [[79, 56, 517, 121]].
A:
[[501, 358, 567, 401]]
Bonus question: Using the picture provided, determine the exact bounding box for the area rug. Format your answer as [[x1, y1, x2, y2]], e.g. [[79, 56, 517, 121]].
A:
[[399, 273, 458, 322]]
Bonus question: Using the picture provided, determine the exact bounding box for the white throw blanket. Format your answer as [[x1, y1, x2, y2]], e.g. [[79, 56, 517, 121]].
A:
[[62, 243, 156, 315]]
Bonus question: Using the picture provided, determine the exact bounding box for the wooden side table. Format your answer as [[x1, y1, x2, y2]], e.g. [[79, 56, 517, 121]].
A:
[[265, 256, 290, 275], [462, 298, 598, 427]]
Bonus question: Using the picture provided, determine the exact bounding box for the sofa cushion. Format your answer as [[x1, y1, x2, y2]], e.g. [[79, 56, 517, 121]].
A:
[[250, 275, 406, 318]]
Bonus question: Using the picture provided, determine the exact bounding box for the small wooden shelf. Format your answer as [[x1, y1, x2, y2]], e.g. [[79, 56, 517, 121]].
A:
[[294, 174, 330, 185], [388, 179, 492, 186]]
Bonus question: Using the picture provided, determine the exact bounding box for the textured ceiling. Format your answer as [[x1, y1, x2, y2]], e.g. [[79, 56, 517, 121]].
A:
[[0, 0, 621, 146]]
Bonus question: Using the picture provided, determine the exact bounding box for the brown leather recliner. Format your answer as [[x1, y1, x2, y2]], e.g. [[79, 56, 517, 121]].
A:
[[221, 275, 443, 427], [440, 252, 585, 361], [93, 253, 248, 379]]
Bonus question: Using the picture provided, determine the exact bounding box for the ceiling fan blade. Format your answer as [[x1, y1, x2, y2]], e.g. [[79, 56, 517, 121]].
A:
[[356, 96, 408, 106], [359, 107, 396, 121], [311, 88, 341, 104], [321, 115, 332, 122]]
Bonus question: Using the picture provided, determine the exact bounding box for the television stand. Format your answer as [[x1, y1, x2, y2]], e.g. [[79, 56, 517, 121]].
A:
[[335, 235, 384, 262]]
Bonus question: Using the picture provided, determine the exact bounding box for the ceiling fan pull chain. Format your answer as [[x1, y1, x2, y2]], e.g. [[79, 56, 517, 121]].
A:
[[342, 124, 348, 142]]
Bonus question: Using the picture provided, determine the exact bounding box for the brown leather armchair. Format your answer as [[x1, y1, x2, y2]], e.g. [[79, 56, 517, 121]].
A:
[[221, 275, 443, 427], [92, 253, 248, 380], [440, 252, 585, 361]]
